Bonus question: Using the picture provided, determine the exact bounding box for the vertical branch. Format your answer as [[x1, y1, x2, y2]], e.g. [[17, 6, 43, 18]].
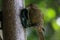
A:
[[3, 0, 25, 40]]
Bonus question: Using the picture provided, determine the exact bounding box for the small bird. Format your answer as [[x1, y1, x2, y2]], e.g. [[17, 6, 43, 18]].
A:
[[20, 4, 44, 40]]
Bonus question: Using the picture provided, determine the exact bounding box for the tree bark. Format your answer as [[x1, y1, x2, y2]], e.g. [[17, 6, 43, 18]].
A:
[[3, 0, 25, 40]]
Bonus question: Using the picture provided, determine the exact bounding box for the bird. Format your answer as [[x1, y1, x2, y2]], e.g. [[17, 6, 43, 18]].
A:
[[20, 4, 44, 40]]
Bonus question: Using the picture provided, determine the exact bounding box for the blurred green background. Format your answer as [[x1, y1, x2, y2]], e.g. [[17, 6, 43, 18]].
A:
[[0, 0, 60, 40]]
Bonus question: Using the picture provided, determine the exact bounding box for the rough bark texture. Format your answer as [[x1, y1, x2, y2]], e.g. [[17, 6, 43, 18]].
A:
[[3, 0, 25, 40]]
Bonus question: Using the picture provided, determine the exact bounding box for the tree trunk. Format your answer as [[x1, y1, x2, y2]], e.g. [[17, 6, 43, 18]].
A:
[[3, 0, 25, 40]]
